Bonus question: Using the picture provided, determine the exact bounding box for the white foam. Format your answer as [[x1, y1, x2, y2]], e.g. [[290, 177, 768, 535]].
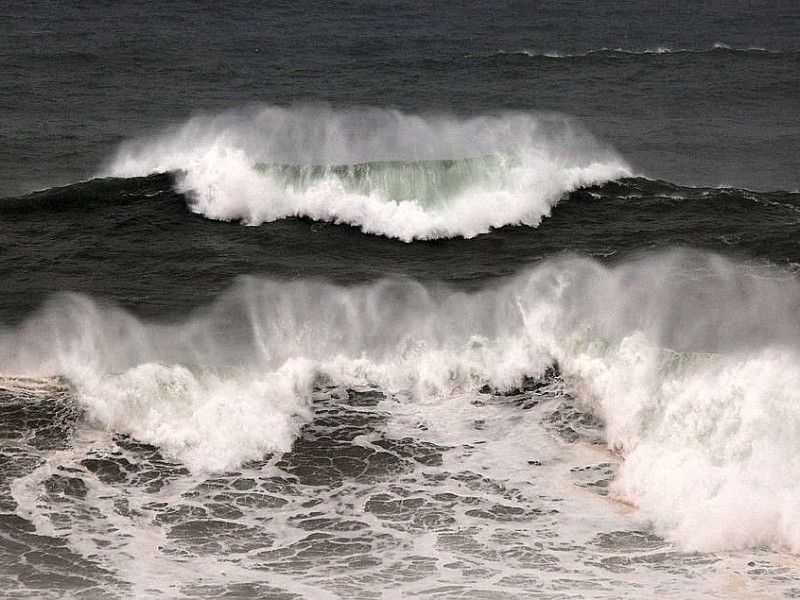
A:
[[515, 252, 800, 552], [77, 360, 315, 472], [104, 105, 629, 241]]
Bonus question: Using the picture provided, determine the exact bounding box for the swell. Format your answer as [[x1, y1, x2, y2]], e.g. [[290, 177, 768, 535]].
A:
[[0, 172, 177, 214], [4, 174, 798, 261], [2, 175, 799, 327], [5, 173, 797, 212]]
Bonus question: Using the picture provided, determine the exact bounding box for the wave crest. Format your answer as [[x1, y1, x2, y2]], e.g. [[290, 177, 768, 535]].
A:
[[471, 43, 793, 59], [105, 105, 629, 241]]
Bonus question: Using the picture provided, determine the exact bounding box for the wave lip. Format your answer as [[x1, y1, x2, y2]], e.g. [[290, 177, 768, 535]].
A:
[[105, 105, 629, 241]]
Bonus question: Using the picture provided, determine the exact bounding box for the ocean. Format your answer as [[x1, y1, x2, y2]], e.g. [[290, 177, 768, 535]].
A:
[[1, 1, 800, 598]]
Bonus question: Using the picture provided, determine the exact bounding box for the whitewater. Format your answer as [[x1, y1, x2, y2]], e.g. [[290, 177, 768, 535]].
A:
[[4, 248, 800, 557], [3, 93, 800, 597]]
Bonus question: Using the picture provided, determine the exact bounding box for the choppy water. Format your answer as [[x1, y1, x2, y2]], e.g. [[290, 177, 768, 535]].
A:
[[2, 2, 800, 598]]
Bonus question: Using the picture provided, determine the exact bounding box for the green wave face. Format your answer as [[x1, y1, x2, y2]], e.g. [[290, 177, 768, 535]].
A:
[[255, 155, 512, 207]]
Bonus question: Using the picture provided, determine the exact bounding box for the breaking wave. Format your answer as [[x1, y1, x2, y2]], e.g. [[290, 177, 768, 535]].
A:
[[3, 250, 800, 552], [105, 105, 629, 241]]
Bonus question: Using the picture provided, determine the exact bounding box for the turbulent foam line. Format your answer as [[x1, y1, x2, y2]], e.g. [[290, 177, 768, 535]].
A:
[[0, 375, 72, 393]]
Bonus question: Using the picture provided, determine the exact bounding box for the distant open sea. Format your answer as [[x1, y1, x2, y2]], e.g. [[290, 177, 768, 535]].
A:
[[1, 2, 800, 598]]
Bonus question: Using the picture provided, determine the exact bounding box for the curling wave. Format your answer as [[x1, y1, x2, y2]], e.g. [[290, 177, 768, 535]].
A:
[[105, 105, 629, 241]]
